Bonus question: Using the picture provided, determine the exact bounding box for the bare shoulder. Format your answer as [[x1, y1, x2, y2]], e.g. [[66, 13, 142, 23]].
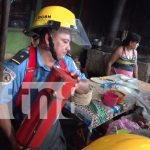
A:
[[113, 46, 123, 56], [115, 46, 123, 52], [108, 46, 123, 63]]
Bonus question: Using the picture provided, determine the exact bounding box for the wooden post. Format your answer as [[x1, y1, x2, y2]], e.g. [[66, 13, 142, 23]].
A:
[[107, 0, 127, 47], [78, 0, 84, 19], [0, 0, 11, 62]]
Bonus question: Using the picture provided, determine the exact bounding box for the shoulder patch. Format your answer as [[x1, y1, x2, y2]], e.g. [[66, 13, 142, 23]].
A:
[[11, 50, 29, 65], [0, 63, 16, 85]]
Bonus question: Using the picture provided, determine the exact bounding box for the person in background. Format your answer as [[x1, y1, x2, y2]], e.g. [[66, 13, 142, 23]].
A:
[[0, 6, 91, 150], [106, 32, 141, 78]]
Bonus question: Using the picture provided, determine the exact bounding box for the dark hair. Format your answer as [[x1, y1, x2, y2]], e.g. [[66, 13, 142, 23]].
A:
[[122, 32, 141, 46]]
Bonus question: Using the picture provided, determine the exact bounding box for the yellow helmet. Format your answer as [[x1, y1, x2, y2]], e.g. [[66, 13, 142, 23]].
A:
[[24, 6, 91, 49], [83, 134, 150, 150], [32, 6, 76, 29]]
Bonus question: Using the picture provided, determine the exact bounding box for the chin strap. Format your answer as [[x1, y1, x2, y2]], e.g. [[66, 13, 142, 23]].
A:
[[48, 30, 58, 61]]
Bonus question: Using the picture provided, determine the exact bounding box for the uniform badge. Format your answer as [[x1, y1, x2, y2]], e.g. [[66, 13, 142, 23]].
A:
[[0, 63, 16, 85]]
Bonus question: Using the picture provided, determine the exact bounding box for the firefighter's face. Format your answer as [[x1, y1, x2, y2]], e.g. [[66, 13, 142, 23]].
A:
[[52, 31, 71, 59]]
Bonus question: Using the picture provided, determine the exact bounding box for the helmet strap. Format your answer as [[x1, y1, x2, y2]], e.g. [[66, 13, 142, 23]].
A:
[[48, 30, 58, 61]]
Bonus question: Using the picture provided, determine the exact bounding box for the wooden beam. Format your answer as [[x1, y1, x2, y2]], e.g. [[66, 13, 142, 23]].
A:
[[0, 0, 11, 62]]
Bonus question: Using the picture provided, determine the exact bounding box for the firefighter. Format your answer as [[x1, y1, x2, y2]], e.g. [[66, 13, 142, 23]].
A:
[[0, 6, 91, 150]]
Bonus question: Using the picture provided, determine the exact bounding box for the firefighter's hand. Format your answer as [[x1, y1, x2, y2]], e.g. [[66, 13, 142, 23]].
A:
[[75, 79, 90, 94], [70, 72, 90, 94]]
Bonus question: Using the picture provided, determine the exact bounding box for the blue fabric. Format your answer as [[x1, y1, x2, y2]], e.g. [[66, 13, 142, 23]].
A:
[[63, 55, 86, 79], [0, 48, 86, 105]]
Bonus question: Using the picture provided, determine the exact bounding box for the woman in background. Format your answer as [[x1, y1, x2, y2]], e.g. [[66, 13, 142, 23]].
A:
[[106, 32, 141, 78]]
